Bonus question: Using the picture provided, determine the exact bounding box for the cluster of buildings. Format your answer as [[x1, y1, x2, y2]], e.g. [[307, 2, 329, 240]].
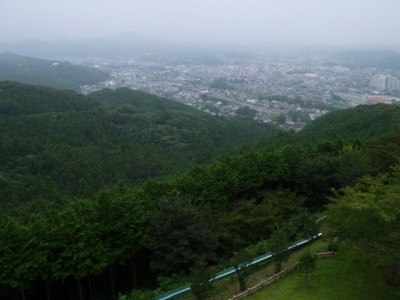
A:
[[369, 74, 400, 92], [79, 53, 400, 131]]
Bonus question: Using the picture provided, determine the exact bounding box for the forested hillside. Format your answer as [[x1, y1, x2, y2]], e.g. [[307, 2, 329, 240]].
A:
[[1, 82, 400, 300], [0, 53, 108, 90], [0, 81, 278, 211], [297, 103, 400, 141]]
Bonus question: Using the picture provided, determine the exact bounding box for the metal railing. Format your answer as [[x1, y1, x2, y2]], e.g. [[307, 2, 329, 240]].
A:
[[154, 233, 322, 300]]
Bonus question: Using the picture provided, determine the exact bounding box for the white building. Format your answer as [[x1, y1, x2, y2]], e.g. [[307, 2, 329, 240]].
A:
[[369, 74, 400, 92], [386, 75, 400, 91], [369, 74, 388, 92]]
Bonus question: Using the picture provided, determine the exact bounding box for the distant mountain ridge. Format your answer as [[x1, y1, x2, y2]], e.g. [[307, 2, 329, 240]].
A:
[[0, 37, 200, 58], [333, 49, 400, 70], [0, 51, 20, 60], [0, 52, 109, 90]]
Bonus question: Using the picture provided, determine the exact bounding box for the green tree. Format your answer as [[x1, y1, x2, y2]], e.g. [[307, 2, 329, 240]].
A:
[[190, 264, 214, 300], [0, 216, 32, 299], [232, 248, 253, 291], [298, 252, 316, 288], [96, 187, 152, 265], [269, 225, 291, 273], [288, 209, 318, 241], [215, 190, 304, 254], [47, 199, 108, 300], [277, 113, 287, 124], [236, 106, 257, 119], [327, 164, 400, 285], [148, 198, 218, 275]]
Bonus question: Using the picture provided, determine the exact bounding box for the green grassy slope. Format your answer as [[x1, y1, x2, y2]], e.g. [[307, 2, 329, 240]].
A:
[[248, 258, 398, 300]]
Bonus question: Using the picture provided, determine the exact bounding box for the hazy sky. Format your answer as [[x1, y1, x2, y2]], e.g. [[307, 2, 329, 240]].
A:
[[1, 0, 399, 46]]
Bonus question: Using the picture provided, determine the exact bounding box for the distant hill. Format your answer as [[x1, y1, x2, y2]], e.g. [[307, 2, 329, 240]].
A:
[[297, 103, 400, 141], [0, 81, 278, 204], [333, 50, 400, 70], [0, 52, 109, 90]]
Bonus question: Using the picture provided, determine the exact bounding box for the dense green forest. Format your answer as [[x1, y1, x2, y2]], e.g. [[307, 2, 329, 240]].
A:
[[0, 82, 400, 299], [0, 81, 278, 211], [0, 53, 108, 90], [297, 104, 400, 141]]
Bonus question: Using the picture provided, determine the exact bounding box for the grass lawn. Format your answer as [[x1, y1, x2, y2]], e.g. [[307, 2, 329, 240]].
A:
[[181, 240, 330, 300], [247, 257, 399, 300], [180, 239, 398, 299]]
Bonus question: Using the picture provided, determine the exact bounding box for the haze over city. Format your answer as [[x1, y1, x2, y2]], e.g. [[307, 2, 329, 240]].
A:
[[1, 0, 399, 47]]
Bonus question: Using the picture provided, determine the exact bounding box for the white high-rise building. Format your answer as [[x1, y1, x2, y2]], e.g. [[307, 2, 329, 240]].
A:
[[386, 75, 400, 91], [369, 74, 388, 92], [369, 74, 400, 92]]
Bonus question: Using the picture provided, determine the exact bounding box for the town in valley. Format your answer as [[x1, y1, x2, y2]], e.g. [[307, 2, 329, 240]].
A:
[[77, 51, 400, 131]]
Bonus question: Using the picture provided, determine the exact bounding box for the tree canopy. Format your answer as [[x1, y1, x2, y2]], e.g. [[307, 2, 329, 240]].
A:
[[2, 81, 400, 298]]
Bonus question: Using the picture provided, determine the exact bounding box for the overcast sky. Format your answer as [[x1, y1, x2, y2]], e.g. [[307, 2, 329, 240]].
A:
[[1, 0, 399, 47]]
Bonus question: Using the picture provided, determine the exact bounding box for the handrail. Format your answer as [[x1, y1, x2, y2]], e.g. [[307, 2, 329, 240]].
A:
[[154, 233, 322, 300]]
